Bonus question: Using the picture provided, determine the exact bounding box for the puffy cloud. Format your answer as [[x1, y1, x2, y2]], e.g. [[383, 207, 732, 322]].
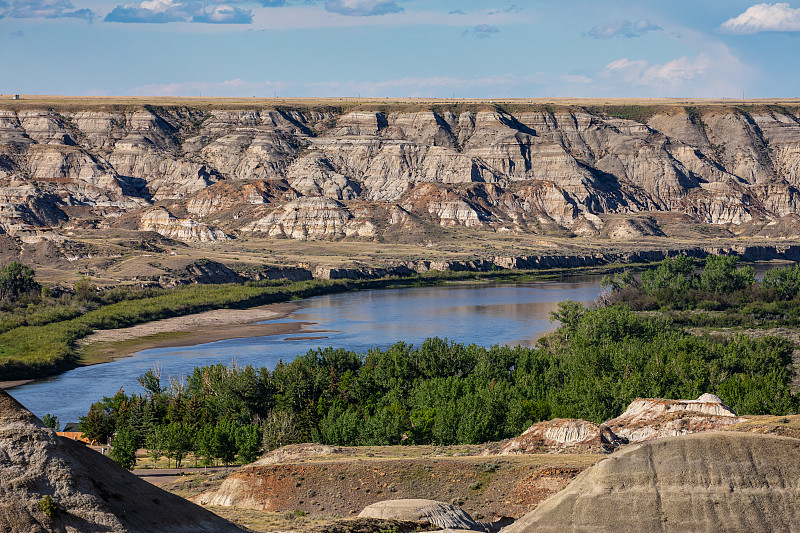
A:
[[462, 24, 500, 39], [192, 4, 252, 23], [324, 0, 402, 16], [586, 19, 661, 39], [3, 0, 94, 20], [721, 3, 800, 33], [105, 0, 252, 23], [598, 44, 752, 97], [259, 0, 286, 5], [105, 0, 190, 22], [603, 55, 709, 87]]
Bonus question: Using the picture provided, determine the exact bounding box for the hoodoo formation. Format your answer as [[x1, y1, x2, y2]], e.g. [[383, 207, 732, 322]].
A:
[[0, 389, 245, 532]]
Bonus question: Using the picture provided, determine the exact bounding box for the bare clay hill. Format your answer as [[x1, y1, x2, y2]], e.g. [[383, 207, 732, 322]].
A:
[[0, 389, 246, 533], [503, 432, 800, 533]]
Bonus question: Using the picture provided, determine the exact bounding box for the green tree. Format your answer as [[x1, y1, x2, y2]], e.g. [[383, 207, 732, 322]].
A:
[[762, 264, 800, 300], [196, 424, 218, 466], [0, 261, 38, 300], [549, 300, 585, 339], [146, 426, 166, 467], [214, 420, 237, 465], [111, 426, 139, 470], [696, 255, 754, 293], [235, 424, 261, 464], [74, 276, 97, 302], [79, 407, 114, 445], [163, 422, 192, 469], [42, 413, 60, 431], [640, 255, 693, 295]]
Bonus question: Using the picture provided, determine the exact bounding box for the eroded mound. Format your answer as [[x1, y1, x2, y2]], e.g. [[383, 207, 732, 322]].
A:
[[0, 389, 244, 533], [496, 394, 744, 455], [504, 432, 800, 533], [495, 418, 623, 455], [358, 499, 483, 531]]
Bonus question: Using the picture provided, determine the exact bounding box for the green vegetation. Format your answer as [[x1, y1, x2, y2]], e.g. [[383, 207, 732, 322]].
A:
[[38, 495, 58, 518], [602, 254, 800, 328], [0, 261, 39, 301], [585, 105, 660, 124], [41, 413, 59, 431], [110, 426, 138, 470]]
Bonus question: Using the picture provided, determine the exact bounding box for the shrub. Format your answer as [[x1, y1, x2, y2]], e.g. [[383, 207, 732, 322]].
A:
[[38, 495, 58, 518]]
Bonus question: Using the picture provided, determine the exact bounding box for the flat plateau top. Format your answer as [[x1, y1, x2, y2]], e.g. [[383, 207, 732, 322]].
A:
[[2, 95, 800, 111]]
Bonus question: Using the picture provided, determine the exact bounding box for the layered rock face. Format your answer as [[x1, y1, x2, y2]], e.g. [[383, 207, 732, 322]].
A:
[[0, 389, 245, 533], [503, 432, 800, 533], [495, 394, 742, 455], [3, 104, 800, 242]]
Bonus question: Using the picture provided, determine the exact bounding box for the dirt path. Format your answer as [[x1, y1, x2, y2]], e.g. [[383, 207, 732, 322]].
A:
[[134, 465, 239, 486]]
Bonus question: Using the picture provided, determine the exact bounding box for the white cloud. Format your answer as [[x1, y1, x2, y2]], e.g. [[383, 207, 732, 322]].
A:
[[597, 41, 753, 97], [105, 0, 251, 23], [132, 73, 547, 98], [560, 74, 593, 84], [3, 0, 94, 20], [722, 3, 800, 33], [324, 0, 401, 16], [586, 19, 661, 39], [462, 24, 500, 39], [603, 55, 713, 88], [245, 4, 527, 30]]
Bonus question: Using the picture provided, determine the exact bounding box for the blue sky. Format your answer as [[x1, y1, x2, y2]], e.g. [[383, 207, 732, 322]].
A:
[[1, 0, 799, 98]]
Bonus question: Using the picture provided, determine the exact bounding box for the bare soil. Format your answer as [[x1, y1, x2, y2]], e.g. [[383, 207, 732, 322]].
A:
[[162, 444, 603, 532]]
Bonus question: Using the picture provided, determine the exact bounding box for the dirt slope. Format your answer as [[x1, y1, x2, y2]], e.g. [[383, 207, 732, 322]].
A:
[[0, 389, 245, 533], [503, 432, 800, 533], [191, 445, 601, 522]]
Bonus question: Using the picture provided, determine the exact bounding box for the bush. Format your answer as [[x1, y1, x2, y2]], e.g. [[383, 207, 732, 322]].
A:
[[38, 495, 58, 518]]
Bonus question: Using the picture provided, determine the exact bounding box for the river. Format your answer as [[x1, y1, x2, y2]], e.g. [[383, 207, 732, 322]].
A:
[[8, 276, 605, 423]]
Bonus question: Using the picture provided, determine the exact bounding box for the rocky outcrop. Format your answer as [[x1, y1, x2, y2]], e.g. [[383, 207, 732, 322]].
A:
[[0, 389, 245, 532], [494, 394, 744, 455], [4, 104, 800, 242], [244, 197, 375, 239], [503, 432, 800, 533], [605, 393, 743, 443], [358, 499, 490, 532], [495, 419, 624, 455], [139, 207, 228, 242]]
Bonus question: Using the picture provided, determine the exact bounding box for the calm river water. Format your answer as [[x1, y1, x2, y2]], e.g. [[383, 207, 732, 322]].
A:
[[10, 277, 605, 423]]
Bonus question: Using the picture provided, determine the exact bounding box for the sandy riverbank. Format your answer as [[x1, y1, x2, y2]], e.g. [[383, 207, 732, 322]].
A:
[[77, 301, 320, 364], [0, 302, 319, 390]]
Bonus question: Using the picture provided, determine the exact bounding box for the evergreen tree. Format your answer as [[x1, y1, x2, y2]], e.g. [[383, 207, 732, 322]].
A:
[[111, 426, 139, 470], [42, 413, 60, 431], [235, 424, 261, 464]]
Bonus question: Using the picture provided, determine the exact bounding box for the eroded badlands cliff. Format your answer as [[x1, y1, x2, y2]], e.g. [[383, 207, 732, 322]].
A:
[[3, 101, 800, 247]]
